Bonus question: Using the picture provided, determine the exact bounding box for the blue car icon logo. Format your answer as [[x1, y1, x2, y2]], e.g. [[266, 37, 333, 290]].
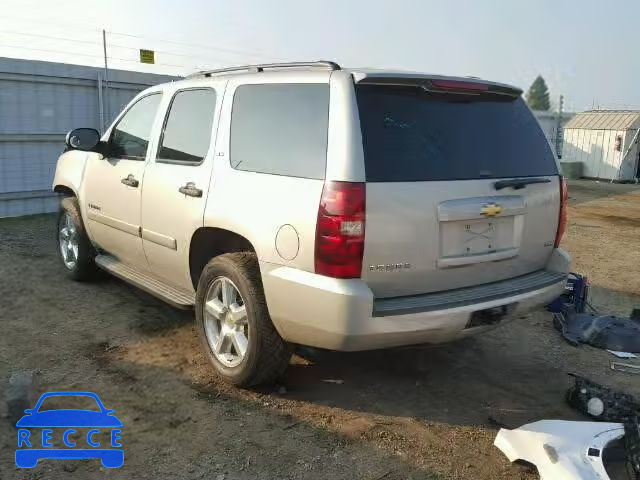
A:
[[15, 391, 123, 468]]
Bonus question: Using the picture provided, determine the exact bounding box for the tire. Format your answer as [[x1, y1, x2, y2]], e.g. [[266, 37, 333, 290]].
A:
[[195, 252, 292, 387], [57, 197, 98, 281]]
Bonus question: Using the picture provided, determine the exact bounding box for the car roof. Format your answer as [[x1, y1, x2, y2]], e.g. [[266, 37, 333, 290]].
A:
[[157, 61, 522, 94]]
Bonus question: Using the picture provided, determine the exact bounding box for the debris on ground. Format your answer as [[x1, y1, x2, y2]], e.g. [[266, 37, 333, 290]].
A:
[[6, 370, 37, 425], [564, 375, 640, 475], [321, 379, 345, 385], [566, 374, 640, 423], [553, 311, 640, 352], [547, 273, 591, 315], [626, 419, 640, 475], [494, 420, 625, 479], [608, 350, 638, 359], [611, 362, 640, 375], [548, 272, 640, 353]]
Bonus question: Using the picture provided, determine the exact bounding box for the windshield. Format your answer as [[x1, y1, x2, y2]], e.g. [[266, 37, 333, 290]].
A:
[[356, 84, 558, 182]]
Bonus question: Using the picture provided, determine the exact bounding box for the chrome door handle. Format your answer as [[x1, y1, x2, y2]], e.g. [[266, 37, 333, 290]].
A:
[[121, 174, 139, 188], [179, 182, 202, 197]]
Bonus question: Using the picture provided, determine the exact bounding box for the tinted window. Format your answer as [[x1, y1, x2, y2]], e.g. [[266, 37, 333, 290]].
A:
[[158, 89, 217, 164], [230, 84, 329, 179], [356, 85, 558, 182], [110, 93, 161, 159]]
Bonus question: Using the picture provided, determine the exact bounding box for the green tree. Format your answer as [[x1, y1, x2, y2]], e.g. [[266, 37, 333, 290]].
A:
[[526, 75, 551, 111]]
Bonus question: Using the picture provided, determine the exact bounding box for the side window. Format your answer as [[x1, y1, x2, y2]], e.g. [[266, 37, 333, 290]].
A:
[[157, 89, 217, 164], [230, 84, 329, 179], [109, 93, 162, 160]]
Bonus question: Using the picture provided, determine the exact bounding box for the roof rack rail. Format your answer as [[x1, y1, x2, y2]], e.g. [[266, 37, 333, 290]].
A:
[[186, 61, 341, 79]]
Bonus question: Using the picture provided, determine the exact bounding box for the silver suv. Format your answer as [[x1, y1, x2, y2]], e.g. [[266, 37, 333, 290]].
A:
[[53, 61, 570, 386]]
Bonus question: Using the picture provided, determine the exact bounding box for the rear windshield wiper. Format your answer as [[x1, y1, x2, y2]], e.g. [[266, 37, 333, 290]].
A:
[[493, 177, 551, 190]]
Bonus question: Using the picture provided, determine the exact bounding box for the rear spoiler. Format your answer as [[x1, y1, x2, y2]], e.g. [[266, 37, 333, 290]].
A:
[[356, 76, 522, 98]]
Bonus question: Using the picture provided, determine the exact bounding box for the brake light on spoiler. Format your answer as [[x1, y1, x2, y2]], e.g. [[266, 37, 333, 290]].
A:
[[430, 79, 489, 92], [428, 79, 522, 97]]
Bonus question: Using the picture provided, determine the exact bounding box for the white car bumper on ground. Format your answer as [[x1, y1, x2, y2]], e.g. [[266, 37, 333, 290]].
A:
[[494, 420, 625, 480]]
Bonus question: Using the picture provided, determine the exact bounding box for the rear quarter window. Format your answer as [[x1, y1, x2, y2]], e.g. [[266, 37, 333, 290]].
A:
[[230, 84, 329, 179], [356, 85, 558, 182]]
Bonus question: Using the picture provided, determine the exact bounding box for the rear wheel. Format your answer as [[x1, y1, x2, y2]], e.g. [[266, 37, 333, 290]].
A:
[[195, 253, 292, 387], [57, 197, 97, 281]]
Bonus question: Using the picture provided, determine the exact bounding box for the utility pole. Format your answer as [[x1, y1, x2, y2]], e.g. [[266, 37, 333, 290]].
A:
[[555, 95, 564, 158], [102, 29, 109, 125]]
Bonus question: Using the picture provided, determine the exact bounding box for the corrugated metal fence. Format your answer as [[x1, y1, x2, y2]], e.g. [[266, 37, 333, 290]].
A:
[[0, 57, 177, 217]]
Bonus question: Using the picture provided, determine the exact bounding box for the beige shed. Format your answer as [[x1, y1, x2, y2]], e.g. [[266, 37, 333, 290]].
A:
[[561, 110, 640, 181]]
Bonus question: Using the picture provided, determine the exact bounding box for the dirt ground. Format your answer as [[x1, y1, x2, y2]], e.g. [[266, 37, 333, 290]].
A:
[[1, 180, 639, 480]]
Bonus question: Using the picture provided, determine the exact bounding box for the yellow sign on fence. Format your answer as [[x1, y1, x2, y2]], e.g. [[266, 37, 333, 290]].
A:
[[139, 49, 155, 64]]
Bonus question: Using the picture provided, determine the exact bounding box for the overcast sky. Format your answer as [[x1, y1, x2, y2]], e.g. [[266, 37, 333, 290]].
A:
[[1, 0, 636, 112]]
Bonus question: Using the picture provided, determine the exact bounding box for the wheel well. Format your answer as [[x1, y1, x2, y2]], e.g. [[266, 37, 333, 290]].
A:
[[189, 228, 256, 289], [53, 185, 76, 197]]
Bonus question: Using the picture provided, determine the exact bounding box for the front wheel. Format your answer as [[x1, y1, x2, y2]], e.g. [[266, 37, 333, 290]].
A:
[[57, 197, 98, 281], [195, 253, 292, 387]]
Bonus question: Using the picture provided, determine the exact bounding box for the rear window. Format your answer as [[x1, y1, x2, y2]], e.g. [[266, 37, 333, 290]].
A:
[[230, 84, 329, 179], [356, 85, 558, 182]]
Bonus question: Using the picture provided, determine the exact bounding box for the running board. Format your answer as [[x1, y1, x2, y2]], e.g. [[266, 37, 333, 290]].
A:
[[95, 254, 195, 309]]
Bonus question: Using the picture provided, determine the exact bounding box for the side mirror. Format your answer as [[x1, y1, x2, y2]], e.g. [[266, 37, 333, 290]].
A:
[[65, 128, 101, 152]]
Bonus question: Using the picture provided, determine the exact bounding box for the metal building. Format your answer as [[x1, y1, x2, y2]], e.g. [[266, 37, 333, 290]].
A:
[[532, 110, 574, 158], [0, 57, 177, 217], [561, 110, 640, 181]]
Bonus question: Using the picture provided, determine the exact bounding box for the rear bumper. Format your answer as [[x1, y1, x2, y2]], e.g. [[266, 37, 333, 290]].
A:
[[261, 248, 571, 351]]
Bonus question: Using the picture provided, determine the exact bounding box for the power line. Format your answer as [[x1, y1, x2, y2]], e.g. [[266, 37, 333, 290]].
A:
[[3, 14, 104, 34], [4, 13, 264, 42], [106, 30, 269, 59], [0, 43, 105, 60], [3, 13, 272, 59], [0, 30, 271, 67], [0, 30, 261, 67], [108, 42, 264, 62], [0, 30, 103, 47], [0, 18, 275, 72], [106, 57, 187, 69], [0, 43, 190, 69]]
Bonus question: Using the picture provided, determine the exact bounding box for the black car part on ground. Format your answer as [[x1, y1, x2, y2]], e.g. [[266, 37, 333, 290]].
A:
[[626, 419, 640, 477], [567, 374, 640, 423], [547, 272, 590, 314], [554, 310, 640, 353], [548, 272, 640, 353], [567, 375, 640, 477]]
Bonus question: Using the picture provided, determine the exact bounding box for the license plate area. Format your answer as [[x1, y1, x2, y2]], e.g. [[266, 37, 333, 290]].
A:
[[437, 196, 525, 269], [440, 217, 514, 257]]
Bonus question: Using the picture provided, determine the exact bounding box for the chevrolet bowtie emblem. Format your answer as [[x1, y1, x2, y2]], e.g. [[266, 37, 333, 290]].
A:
[[481, 203, 502, 217]]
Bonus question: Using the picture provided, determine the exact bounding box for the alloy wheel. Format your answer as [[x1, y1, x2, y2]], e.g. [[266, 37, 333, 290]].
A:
[[59, 212, 79, 270], [203, 276, 249, 368]]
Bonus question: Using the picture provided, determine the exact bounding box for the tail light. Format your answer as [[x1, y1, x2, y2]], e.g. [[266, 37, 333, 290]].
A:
[[555, 177, 568, 247], [315, 181, 365, 278]]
